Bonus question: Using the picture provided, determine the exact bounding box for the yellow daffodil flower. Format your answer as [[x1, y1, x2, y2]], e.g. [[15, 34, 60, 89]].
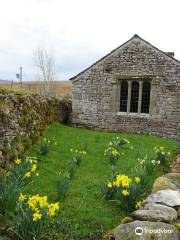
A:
[[33, 211, 42, 221], [31, 164, 37, 172], [18, 193, 26, 202], [25, 172, 31, 178], [135, 177, 141, 183], [135, 201, 143, 209], [122, 189, 129, 196], [48, 202, 59, 217], [15, 158, 21, 165], [107, 182, 112, 188]]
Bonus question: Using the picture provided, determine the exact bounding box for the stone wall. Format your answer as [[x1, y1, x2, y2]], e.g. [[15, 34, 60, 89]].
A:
[[0, 92, 71, 169], [71, 35, 180, 139]]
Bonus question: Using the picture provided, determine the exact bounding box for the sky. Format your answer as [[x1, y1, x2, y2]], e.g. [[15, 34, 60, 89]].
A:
[[0, 0, 180, 81]]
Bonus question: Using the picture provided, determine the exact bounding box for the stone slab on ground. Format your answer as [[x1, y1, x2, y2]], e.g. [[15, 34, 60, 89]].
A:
[[147, 189, 180, 207], [111, 221, 179, 240], [131, 203, 177, 223], [131, 209, 177, 223]]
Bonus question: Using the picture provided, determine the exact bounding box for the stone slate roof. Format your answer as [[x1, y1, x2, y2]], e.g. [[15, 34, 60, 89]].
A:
[[70, 34, 180, 81]]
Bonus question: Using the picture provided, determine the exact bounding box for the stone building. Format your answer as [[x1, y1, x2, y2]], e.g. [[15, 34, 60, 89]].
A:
[[70, 34, 180, 138]]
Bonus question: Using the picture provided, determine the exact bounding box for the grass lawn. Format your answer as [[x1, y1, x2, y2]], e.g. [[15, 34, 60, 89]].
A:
[[25, 123, 177, 239]]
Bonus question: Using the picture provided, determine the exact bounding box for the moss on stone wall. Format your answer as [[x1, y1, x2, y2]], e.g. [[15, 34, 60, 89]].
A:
[[0, 93, 71, 169]]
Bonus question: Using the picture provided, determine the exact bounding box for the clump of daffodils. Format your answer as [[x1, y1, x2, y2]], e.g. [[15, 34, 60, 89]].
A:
[[104, 147, 120, 157], [108, 137, 130, 148], [70, 148, 87, 167], [104, 173, 142, 213], [104, 146, 120, 165], [107, 174, 141, 190], [43, 137, 57, 146], [70, 148, 87, 155], [25, 157, 39, 178], [154, 146, 171, 167], [154, 146, 170, 155], [14, 157, 39, 179], [18, 193, 59, 221], [138, 155, 160, 166], [104, 137, 131, 165]]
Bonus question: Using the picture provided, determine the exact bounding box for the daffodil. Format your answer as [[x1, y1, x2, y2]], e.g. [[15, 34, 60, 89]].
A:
[[15, 158, 21, 165], [25, 172, 31, 178], [39, 196, 48, 208], [122, 189, 129, 196], [31, 164, 37, 172], [33, 211, 42, 221], [18, 193, 26, 202], [107, 182, 112, 188], [135, 201, 143, 209], [48, 202, 59, 217], [135, 177, 141, 183]]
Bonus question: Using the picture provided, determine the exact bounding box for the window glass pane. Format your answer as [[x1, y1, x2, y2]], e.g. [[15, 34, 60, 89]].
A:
[[141, 81, 151, 113], [130, 81, 139, 113], [120, 80, 128, 112]]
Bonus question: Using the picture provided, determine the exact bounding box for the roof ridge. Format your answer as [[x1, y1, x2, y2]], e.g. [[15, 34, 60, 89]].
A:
[[70, 34, 180, 81]]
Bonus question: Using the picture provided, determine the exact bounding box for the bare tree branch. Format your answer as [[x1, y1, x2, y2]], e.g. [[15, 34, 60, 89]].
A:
[[34, 45, 55, 94]]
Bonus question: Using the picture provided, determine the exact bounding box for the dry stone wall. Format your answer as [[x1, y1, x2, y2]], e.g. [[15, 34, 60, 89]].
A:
[[72, 36, 180, 139], [0, 93, 71, 169], [103, 155, 180, 240]]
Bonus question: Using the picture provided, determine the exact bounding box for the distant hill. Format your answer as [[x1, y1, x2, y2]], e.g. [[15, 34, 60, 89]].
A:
[[0, 80, 72, 97], [0, 79, 13, 83]]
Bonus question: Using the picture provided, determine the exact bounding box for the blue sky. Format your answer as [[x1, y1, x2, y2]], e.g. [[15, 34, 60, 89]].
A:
[[0, 0, 180, 81]]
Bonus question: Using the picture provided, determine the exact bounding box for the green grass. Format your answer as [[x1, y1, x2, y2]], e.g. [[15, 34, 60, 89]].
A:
[[25, 123, 177, 239]]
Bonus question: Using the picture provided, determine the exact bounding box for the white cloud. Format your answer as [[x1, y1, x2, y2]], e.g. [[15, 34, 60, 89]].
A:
[[0, 0, 180, 81]]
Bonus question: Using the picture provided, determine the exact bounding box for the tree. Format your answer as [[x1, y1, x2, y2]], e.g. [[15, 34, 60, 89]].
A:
[[34, 45, 55, 94]]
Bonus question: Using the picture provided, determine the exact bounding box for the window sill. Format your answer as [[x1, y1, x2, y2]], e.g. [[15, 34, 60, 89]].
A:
[[116, 112, 150, 118]]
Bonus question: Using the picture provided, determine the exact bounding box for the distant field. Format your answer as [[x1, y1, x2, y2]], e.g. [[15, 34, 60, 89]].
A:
[[0, 81, 72, 98]]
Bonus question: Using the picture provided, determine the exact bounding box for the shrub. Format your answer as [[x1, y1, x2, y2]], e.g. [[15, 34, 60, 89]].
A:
[[13, 194, 59, 240]]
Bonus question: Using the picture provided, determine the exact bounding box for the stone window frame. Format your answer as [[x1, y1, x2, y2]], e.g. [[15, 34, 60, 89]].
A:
[[112, 76, 157, 117]]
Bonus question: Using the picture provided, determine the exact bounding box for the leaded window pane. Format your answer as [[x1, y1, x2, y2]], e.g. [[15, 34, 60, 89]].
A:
[[119, 80, 128, 112], [141, 81, 151, 113], [130, 81, 139, 113]]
